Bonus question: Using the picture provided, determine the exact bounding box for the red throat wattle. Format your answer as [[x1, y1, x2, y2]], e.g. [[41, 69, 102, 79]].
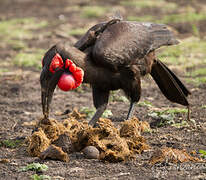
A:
[[58, 73, 76, 91], [48, 53, 84, 91]]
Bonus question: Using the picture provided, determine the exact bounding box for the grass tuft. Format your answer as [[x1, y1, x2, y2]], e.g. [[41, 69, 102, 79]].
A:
[[109, 90, 129, 102], [13, 49, 45, 69], [19, 163, 48, 172], [68, 28, 87, 36], [30, 174, 51, 180], [81, 6, 107, 18], [160, 12, 206, 24], [0, 18, 48, 52], [80, 107, 113, 119], [121, 0, 177, 10], [158, 37, 206, 69], [148, 108, 187, 127], [138, 101, 153, 108], [0, 139, 23, 148]]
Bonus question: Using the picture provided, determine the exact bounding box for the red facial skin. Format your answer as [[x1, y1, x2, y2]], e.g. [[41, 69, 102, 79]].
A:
[[49, 53, 64, 74]]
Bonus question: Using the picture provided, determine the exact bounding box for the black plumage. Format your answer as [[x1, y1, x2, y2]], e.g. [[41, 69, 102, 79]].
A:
[[40, 20, 191, 126]]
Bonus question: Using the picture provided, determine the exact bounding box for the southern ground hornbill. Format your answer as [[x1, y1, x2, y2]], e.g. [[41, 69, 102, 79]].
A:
[[40, 19, 191, 126]]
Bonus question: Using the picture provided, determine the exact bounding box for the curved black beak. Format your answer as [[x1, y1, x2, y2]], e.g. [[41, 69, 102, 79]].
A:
[[40, 68, 64, 118]]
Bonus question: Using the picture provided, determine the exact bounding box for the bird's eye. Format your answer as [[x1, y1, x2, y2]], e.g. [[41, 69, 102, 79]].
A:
[[49, 53, 64, 74]]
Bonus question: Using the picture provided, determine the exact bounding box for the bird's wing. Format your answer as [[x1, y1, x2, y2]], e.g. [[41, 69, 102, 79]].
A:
[[92, 21, 179, 68], [74, 19, 121, 51]]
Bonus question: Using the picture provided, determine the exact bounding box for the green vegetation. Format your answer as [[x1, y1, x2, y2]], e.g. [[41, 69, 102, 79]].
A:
[[109, 90, 129, 102], [158, 37, 206, 69], [148, 111, 175, 126], [81, 6, 107, 18], [68, 28, 87, 36], [19, 163, 50, 180], [191, 24, 200, 37], [127, 12, 206, 24], [186, 77, 206, 86], [0, 139, 23, 148], [160, 12, 206, 24], [186, 67, 206, 85], [0, 18, 48, 42], [171, 121, 189, 128], [159, 40, 206, 85], [127, 15, 154, 22], [158, 45, 182, 65], [148, 108, 187, 127], [199, 149, 206, 159], [80, 107, 113, 119], [7, 39, 27, 51], [188, 67, 206, 77], [30, 174, 51, 180], [0, 17, 48, 71], [13, 49, 45, 69], [19, 163, 48, 172], [121, 0, 177, 10], [138, 100, 153, 108], [162, 108, 187, 114], [0, 18, 31, 40], [0, 68, 9, 73], [201, 105, 206, 109], [0, 18, 48, 69]]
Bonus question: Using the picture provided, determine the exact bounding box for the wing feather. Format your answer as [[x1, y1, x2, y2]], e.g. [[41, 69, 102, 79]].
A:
[[93, 21, 179, 69]]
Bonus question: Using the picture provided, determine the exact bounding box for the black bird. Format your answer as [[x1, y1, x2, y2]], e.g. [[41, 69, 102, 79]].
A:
[[40, 20, 191, 126]]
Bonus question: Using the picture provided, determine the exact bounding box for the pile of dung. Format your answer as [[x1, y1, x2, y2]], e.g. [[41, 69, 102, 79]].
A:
[[149, 147, 203, 164], [27, 109, 150, 163]]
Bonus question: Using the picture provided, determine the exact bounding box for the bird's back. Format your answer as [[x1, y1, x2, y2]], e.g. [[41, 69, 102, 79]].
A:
[[92, 21, 179, 70]]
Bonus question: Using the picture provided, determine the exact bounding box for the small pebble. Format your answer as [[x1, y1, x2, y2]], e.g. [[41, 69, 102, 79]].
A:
[[82, 146, 99, 159]]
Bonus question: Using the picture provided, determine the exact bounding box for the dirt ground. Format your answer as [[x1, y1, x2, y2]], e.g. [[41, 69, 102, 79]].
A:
[[0, 0, 206, 179]]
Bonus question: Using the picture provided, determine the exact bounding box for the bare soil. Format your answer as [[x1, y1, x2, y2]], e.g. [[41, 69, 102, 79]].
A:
[[0, 0, 206, 179]]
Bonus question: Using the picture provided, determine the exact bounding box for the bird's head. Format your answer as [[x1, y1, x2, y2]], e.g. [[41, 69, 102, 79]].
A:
[[40, 52, 84, 118]]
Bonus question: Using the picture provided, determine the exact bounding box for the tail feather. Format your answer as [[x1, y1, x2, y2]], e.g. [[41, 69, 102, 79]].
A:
[[150, 59, 190, 106], [149, 24, 179, 50], [158, 60, 191, 96]]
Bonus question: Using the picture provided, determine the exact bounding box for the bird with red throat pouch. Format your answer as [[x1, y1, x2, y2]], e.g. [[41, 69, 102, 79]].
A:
[[40, 18, 191, 127]]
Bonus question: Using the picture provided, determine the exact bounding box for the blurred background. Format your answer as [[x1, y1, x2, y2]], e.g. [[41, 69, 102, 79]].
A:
[[0, 0, 206, 85], [0, 1, 206, 179]]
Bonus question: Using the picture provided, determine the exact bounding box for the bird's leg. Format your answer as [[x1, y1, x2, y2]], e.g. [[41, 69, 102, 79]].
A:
[[88, 87, 110, 127], [126, 101, 136, 120], [89, 105, 107, 127], [186, 105, 196, 128], [187, 105, 190, 122]]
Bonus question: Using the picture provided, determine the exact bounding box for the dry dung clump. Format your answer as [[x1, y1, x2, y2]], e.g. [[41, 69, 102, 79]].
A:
[[39, 145, 69, 162], [63, 117, 90, 151], [87, 119, 131, 162], [27, 110, 149, 162], [120, 117, 150, 154], [52, 133, 74, 154], [149, 147, 203, 164], [120, 117, 142, 137], [27, 128, 50, 157], [36, 118, 66, 141], [68, 108, 86, 120]]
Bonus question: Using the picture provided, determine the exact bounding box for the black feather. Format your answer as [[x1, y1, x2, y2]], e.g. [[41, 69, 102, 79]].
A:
[[150, 59, 189, 106]]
